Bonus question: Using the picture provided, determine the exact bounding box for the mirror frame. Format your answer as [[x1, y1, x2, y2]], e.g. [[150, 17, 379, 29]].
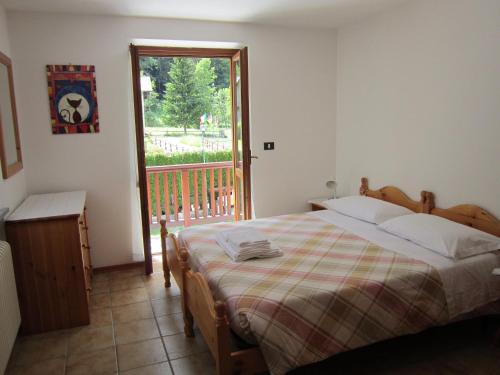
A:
[[0, 51, 22, 179]]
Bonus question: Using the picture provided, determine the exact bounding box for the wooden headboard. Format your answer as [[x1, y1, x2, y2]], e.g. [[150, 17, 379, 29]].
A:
[[359, 177, 500, 237], [359, 177, 430, 213], [422, 191, 500, 237]]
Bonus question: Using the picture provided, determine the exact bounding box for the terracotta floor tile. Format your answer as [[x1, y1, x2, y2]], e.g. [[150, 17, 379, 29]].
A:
[[162, 332, 209, 360], [157, 312, 184, 336], [120, 361, 172, 375], [153, 264, 164, 274], [117, 338, 167, 371], [151, 295, 183, 317], [111, 287, 149, 307], [146, 282, 181, 300], [16, 329, 69, 343], [9, 334, 68, 367], [89, 308, 113, 327], [112, 301, 154, 324], [90, 293, 111, 310], [110, 275, 145, 292], [6, 357, 66, 375], [143, 273, 179, 289], [170, 352, 216, 375], [92, 273, 110, 283], [68, 325, 114, 355], [90, 280, 110, 295], [66, 346, 117, 375], [141, 272, 166, 286], [114, 318, 160, 345], [109, 267, 144, 281]]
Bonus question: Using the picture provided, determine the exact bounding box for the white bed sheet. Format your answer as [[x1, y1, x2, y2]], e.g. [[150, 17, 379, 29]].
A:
[[310, 210, 500, 319]]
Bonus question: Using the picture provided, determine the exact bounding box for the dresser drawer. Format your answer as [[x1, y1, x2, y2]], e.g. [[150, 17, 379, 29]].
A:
[[79, 213, 93, 295], [6, 191, 91, 333]]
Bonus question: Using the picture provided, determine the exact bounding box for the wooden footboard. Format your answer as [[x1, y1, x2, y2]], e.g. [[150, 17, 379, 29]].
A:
[[160, 221, 268, 375]]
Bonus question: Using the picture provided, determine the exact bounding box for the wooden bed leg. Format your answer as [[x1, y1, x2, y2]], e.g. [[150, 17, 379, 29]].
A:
[[215, 301, 232, 375], [184, 309, 195, 338], [160, 219, 171, 288], [180, 250, 195, 337]]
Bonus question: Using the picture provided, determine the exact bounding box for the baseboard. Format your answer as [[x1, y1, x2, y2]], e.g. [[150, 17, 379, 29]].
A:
[[94, 261, 145, 273]]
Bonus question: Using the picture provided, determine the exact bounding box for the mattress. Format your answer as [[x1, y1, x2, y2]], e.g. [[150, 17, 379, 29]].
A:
[[177, 212, 488, 374], [311, 209, 500, 319]]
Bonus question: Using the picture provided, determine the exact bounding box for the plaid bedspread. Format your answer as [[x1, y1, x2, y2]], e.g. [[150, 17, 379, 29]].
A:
[[178, 213, 449, 374]]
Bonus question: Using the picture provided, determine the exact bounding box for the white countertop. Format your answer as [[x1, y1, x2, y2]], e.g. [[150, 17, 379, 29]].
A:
[[7, 191, 86, 222]]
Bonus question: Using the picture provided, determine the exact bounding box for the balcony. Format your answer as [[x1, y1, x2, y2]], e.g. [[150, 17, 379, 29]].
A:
[[146, 161, 234, 230]]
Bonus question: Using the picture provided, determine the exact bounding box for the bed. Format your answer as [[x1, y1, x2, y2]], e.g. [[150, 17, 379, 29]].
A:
[[160, 177, 500, 375]]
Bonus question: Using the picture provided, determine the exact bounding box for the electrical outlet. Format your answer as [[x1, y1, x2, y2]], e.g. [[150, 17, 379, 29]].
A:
[[264, 142, 275, 150]]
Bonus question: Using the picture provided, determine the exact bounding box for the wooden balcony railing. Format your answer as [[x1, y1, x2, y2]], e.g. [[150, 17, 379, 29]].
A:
[[146, 161, 234, 227]]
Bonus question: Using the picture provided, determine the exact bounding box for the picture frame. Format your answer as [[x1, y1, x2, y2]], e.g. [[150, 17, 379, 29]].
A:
[[46, 64, 100, 134], [0, 51, 23, 179]]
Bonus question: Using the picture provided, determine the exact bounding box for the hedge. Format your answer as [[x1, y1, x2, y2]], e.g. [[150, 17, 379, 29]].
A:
[[146, 150, 231, 167], [146, 150, 233, 219]]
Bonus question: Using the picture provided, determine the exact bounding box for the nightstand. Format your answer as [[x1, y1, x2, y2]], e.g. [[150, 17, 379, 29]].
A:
[[307, 198, 329, 211]]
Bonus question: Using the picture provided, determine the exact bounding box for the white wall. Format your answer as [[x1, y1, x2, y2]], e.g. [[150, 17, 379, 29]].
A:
[[336, 0, 500, 217], [0, 5, 27, 214], [7, 12, 337, 267]]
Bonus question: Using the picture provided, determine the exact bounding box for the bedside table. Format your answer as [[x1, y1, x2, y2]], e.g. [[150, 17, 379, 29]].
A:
[[307, 198, 329, 211]]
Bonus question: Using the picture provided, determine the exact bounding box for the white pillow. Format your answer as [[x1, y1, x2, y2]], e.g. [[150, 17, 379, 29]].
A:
[[323, 196, 413, 224], [378, 213, 500, 259]]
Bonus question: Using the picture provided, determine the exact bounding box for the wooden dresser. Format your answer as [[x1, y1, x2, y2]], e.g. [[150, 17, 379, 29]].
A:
[[6, 191, 92, 334]]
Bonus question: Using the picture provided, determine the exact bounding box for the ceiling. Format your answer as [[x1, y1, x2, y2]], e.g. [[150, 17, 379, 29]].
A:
[[0, 0, 409, 29]]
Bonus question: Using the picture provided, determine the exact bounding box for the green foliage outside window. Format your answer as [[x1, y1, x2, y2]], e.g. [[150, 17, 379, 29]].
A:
[[140, 57, 232, 131]]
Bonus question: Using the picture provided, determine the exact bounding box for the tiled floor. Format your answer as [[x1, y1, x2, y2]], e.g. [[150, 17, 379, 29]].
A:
[[6, 256, 214, 375], [6, 254, 500, 374]]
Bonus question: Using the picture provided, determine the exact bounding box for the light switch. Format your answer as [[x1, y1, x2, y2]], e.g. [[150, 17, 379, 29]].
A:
[[264, 142, 275, 150]]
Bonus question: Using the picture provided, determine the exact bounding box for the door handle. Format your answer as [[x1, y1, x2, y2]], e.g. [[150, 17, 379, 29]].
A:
[[251, 155, 259, 159]]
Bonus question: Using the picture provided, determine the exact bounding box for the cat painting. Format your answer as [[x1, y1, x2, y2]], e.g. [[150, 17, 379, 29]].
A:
[[47, 64, 100, 134], [67, 98, 82, 123]]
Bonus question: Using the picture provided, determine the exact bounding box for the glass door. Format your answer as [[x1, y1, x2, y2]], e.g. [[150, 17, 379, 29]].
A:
[[231, 48, 251, 221]]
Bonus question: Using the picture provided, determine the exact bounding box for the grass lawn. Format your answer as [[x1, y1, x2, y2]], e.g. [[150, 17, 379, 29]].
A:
[[179, 135, 202, 147], [150, 225, 184, 237]]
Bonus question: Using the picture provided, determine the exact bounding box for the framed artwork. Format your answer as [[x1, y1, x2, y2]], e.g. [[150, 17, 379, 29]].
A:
[[46, 64, 99, 134]]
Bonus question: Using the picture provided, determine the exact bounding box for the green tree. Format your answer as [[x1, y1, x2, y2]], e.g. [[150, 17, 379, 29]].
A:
[[140, 56, 172, 99], [143, 86, 163, 127], [212, 88, 231, 128], [212, 58, 230, 89], [194, 59, 216, 117], [163, 58, 199, 134]]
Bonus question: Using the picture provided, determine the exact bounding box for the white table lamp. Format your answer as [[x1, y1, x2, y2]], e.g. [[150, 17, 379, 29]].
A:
[[326, 180, 337, 199]]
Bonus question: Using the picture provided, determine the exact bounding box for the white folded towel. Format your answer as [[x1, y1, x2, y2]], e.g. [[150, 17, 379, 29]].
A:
[[215, 228, 282, 262], [224, 228, 270, 248]]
